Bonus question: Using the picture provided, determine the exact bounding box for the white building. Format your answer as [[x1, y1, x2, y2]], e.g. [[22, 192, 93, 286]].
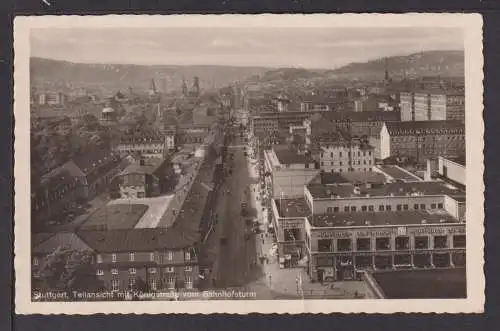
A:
[[319, 141, 375, 173], [264, 145, 320, 199]]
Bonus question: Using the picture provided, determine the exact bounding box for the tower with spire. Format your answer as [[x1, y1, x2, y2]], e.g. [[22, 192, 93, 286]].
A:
[[384, 57, 392, 85], [192, 76, 200, 97], [181, 78, 188, 97], [148, 78, 158, 96]]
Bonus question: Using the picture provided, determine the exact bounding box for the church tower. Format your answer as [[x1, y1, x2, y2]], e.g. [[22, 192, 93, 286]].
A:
[[192, 76, 200, 97], [182, 78, 188, 96]]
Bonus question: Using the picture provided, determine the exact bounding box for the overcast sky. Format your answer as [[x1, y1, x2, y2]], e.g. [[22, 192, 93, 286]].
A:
[[30, 27, 464, 69]]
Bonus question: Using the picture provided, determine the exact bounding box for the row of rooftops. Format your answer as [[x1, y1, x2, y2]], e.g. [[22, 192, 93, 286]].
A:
[[306, 181, 465, 200], [384, 121, 465, 136], [273, 197, 461, 228], [253, 110, 401, 123], [33, 142, 219, 254]]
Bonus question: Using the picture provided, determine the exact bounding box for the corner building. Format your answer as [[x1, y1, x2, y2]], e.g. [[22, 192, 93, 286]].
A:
[[270, 181, 466, 281]]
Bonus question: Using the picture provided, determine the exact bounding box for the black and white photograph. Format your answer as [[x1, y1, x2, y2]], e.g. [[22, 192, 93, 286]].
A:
[[14, 14, 484, 314]]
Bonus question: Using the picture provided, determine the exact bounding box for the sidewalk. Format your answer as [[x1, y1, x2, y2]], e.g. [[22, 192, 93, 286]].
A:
[[246, 145, 372, 299]]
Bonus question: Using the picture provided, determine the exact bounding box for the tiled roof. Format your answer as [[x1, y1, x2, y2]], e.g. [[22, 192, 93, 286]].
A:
[[77, 227, 198, 252], [33, 232, 93, 254]]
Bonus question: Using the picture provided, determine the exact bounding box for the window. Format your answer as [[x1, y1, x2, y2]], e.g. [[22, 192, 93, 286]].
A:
[[351, 206, 357, 212], [33, 257, 39, 266], [339, 152, 342, 157], [433, 236, 448, 249], [333, 207, 339, 212], [111, 279, 120, 292], [379, 205, 385, 211], [96, 269, 104, 276], [356, 238, 371, 251], [438, 203, 444, 209], [129, 268, 136, 274], [185, 266, 193, 272], [112, 254, 117, 263], [453, 235, 466, 248], [414, 236, 429, 249], [344, 206, 350, 212], [339, 161, 343, 166], [96, 254, 102, 263], [318, 239, 333, 252], [150, 279, 157, 291], [361, 205, 367, 212], [337, 239, 352, 252], [128, 278, 136, 290], [167, 251, 173, 261], [111, 268, 118, 275], [395, 236, 410, 250], [185, 251, 191, 261], [368, 205, 374, 212], [414, 204, 419, 210], [386, 205, 392, 211], [185, 276, 193, 289], [375, 237, 391, 250], [165, 266, 174, 273], [420, 204, 426, 210], [129, 253, 135, 262], [396, 204, 402, 211], [403, 204, 409, 210]]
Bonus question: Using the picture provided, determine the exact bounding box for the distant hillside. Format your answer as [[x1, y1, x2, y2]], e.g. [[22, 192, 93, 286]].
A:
[[30, 57, 270, 94], [258, 67, 323, 82], [328, 50, 464, 80]]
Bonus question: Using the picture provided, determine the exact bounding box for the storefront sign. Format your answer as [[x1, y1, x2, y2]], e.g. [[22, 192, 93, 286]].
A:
[[409, 226, 465, 235], [355, 229, 396, 237], [314, 231, 352, 239]]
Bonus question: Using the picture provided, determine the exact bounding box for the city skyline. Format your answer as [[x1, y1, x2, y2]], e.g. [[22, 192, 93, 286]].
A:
[[30, 27, 463, 69]]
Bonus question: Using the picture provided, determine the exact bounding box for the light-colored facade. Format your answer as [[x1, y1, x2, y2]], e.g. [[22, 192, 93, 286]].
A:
[[438, 156, 465, 187], [319, 143, 375, 173], [400, 91, 465, 122], [264, 148, 319, 199]]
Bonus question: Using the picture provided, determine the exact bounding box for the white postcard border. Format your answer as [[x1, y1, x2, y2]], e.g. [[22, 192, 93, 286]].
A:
[[14, 13, 485, 314]]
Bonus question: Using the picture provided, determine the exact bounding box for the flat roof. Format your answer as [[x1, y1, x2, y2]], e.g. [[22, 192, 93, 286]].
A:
[[372, 268, 466, 299], [274, 198, 311, 218], [309, 210, 458, 228], [378, 165, 422, 182], [307, 181, 465, 200], [273, 145, 309, 165]]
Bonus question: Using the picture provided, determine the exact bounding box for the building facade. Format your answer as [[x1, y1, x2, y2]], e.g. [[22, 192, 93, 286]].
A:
[[400, 90, 465, 122], [379, 121, 465, 164], [319, 141, 375, 173]]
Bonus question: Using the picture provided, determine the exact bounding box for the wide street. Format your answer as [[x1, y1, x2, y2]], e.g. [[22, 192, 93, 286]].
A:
[[211, 131, 263, 289]]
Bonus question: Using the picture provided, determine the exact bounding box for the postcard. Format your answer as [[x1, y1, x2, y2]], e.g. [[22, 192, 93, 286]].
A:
[[14, 13, 484, 314]]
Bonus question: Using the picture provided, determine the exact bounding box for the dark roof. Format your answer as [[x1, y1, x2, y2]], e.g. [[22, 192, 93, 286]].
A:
[[33, 232, 93, 254], [77, 228, 198, 252], [39, 168, 78, 191], [273, 145, 309, 165], [372, 268, 466, 299], [274, 198, 311, 218], [118, 158, 170, 177], [323, 110, 401, 123], [307, 181, 465, 200], [447, 155, 466, 166], [309, 210, 459, 227], [385, 121, 465, 136]]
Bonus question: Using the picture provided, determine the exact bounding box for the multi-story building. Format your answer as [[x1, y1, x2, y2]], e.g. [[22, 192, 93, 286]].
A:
[[116, 158, 175, 199], [263, 145, 319, 199], [114, 133, 173, 159], [318, 140, 375, 173], [37, 92, 67, 106], [379, 121, 465, 165], [269, 180, 466, 279], [32, 229, 201, 293], [400, 90, 465, 122]]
